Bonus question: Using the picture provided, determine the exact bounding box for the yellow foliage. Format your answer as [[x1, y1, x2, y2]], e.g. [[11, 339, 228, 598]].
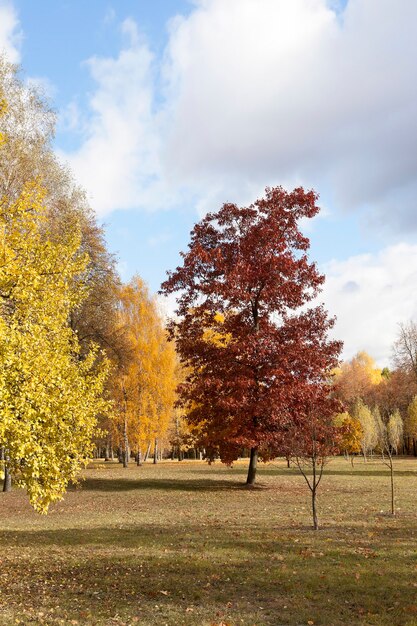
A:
[[334, 351, 382, 404], [352, 399, 378, 457], [111, 277, 177, 456], [334, 412, 363, 455], [169, 361, 204, 453], [0, 181, 110, 512], [202, 310, 232, 347]]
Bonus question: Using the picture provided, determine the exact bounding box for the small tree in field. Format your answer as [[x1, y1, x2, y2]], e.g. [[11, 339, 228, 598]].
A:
[[377, 409, 403, 515], [161, 186, 342, 484], [285, 387, 341, 530]]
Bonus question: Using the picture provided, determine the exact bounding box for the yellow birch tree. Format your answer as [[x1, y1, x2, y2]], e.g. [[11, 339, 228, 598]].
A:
[[0, 181, 110, 512]]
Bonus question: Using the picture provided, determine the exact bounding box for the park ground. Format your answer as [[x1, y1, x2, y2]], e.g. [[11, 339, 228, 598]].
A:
[[1, 458, 417, 626]]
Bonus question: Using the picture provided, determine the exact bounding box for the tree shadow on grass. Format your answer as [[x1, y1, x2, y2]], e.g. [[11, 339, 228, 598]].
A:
[[0, 522, 287, 549], [74, 477, 248, 493], [2, 518, 417, 550], [184, 466, 417, 478], [302, 467, 417, 478]]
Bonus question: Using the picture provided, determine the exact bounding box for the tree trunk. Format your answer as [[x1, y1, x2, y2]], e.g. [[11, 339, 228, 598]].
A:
[[389, 454, 395, 515], [312, 487, 319, 530], [3, 464, 11, 493], [286, 455, 290, 468], [136, 450, 142, 466], [246, 447, 258, 485], [310, 453, 319, 529], [413, 439, 417, 457], [123, 430, 129, 468], [122, 385, 129, 467], [144, 442, 151, 462], [153, 439, 158, 464]]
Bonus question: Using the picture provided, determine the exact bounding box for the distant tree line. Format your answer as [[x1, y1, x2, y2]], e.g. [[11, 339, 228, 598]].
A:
[[333, 341, 417, 460]]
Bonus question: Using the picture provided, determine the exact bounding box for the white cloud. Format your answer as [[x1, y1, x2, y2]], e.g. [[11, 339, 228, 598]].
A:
[[162, 0, 417, 231], [60, 20, 168, 216], [322, 244, 417, 365], [0, 1, 21, 63], [60, 1, 417, 230]]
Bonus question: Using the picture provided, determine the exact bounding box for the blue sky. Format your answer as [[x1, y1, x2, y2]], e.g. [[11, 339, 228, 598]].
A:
[[1, 0, 417, 364]]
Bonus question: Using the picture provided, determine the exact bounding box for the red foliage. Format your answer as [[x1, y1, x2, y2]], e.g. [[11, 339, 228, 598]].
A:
[[367, 369, 417, 419], [161, 186, 342, 465], [281, 384, 342, 460]]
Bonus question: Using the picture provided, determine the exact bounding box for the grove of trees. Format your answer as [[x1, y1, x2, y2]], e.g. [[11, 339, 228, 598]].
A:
[[0, 57, 178, 510], [2, 53, 417, 530]]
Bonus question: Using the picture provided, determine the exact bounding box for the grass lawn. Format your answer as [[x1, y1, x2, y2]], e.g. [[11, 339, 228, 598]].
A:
[[1, 457, 417, 625]]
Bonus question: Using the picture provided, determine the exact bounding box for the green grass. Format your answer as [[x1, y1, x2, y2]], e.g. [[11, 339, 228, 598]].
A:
[[1, 457, 417, 625]]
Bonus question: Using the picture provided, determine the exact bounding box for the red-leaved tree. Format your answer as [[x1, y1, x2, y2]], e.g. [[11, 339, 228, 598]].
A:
[[160, 186, 342, 484]]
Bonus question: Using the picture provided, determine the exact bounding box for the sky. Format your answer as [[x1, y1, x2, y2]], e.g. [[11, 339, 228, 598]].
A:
[[1, 0, 417, 366]]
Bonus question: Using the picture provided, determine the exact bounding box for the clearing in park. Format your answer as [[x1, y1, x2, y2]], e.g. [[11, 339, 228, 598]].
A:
[[1, 457, 417, 626]]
